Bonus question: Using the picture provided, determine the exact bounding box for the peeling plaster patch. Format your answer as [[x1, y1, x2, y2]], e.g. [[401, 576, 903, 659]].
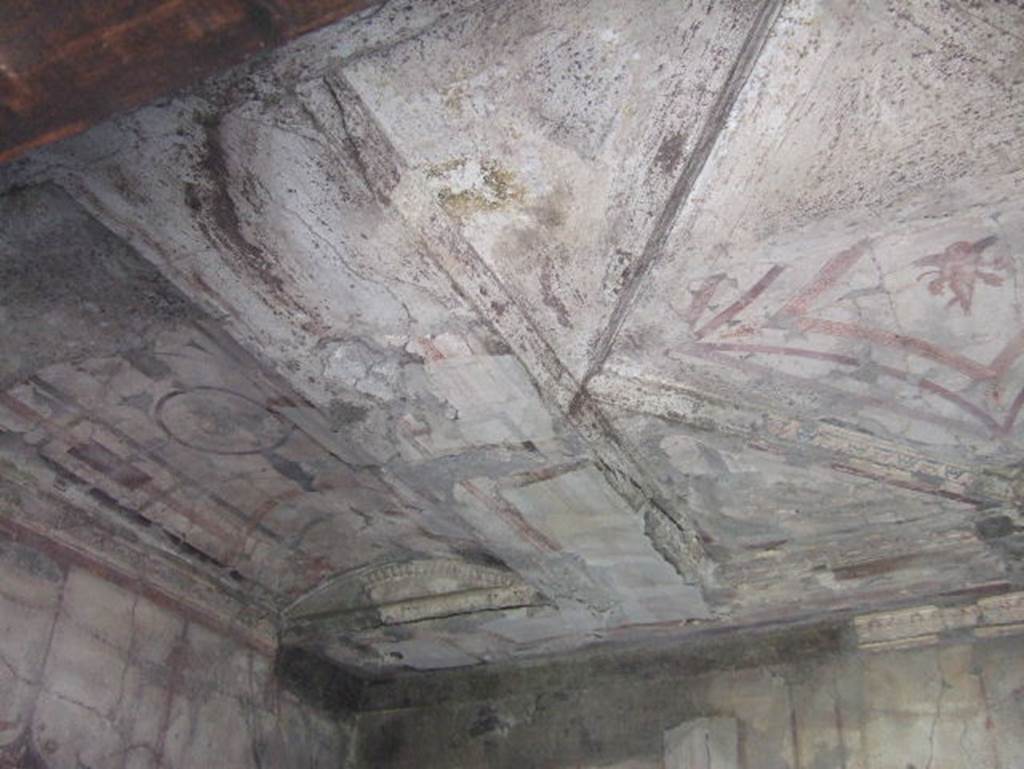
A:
[[660, 434, 757, 476], [327, 399, 369, 427], [643, 504, 705, 583], [421, 355, 557, 452], [406, 332, 477, 362], [342, 0, 770, 380], [429, 158, 525, 219], [0, 537, 63, 585], [320, 338, 404, 402], [501, 466, 710, 623]]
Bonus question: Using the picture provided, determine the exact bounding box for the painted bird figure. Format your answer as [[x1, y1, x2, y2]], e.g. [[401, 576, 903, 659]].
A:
[[914, 235, 1009, 314]]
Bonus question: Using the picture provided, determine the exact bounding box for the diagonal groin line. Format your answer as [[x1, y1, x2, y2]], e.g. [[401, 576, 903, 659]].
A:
[[572, 0, 787, 413], [317, 49, 774, 579]]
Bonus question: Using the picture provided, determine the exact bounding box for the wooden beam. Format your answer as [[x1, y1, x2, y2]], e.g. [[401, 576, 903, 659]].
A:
[[0, 0, 379, 164]]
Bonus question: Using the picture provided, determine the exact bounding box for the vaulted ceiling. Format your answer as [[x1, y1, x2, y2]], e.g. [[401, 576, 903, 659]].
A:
[[1, 0, 1023, 675]]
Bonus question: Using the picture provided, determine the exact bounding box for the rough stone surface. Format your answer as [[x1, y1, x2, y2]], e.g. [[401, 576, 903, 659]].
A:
[[0, 0, 1022, 680]]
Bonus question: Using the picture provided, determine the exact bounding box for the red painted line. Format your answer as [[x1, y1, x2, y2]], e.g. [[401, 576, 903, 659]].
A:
[[6, 379, 309, 579], [1000, 386, 1024, 435], [686, 343, 997, 435], [222, 485, 307, 565], [0, 516, 274, 655], [989, 328, 1024, 378], [795, 317, 997, 381], [460, 481, 561, 554], [0, 391, 50, 426], [417, 337, 447, 362], [829, 463, 980, 505], [833, 671, 847, 769], [700, 342, 1001, 432], [700, 342, 861, 367], [779, 241, 867, 318], [695, 264, 785, 339], [918, 380, 1001, 433], [685, 273, 727, 328]]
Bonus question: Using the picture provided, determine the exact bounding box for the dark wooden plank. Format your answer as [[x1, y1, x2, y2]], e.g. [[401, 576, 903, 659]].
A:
[[0, 0, 378, 164]]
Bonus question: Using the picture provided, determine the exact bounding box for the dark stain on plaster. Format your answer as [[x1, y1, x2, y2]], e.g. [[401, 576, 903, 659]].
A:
[[352, 620, 863, 767], [372, 718, 406, 764], [0, 729, 51, 768], [86, 487, 153, 532], [530, 184, 570, 230], [576, 0, 786, 396], [0, 184, 198, 391], [68, 441, 152, 490], [601, 248, 636, 297], [454, 546, 514, 572], [0, 537, 63, 583], [363, 621, 846, 714], [274, 645, 367, 714], [184, 181, 202, 212], [653, 131, 687, 174], [976, 514, 1017, 540], [468, 705, 506, 737], [322, 72, 403, 206], [198, 117, 271, 267], [328, 399, 369, 427], [165, 531, 230, 572], [831, 554, 924, 581], [974, 511, 1024, 573], [124, 348, 174, 380], [540, 257, 572, 329], [265, 450, 317, 491], [644, 503, 702, 580]]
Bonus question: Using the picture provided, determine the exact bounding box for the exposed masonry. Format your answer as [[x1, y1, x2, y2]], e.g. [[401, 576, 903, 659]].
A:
[[1, 0, 1023, 681]]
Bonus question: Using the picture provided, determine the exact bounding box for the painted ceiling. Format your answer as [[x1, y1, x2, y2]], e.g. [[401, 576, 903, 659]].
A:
[[1, 0, 1022, 674]]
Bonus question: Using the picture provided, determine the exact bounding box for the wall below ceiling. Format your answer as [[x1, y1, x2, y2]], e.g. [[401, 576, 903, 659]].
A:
[[353, 618, 1024, 769], [5, 525, 1022, 768], [0, 532, 349, 768]]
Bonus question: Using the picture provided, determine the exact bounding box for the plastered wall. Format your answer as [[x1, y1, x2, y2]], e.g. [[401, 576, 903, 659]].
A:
[[355, 628, 1024, 769], [0, 533, 348, 769], [3, 523, 1023, 769]]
